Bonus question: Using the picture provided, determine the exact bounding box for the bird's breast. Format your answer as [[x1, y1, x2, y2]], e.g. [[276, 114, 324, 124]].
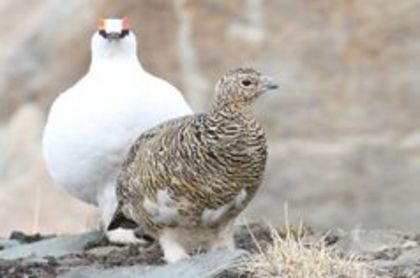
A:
[[43, 76, 191, 204]]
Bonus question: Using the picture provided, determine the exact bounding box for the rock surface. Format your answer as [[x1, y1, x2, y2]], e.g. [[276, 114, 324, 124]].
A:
[[334, 229, 420, 277], [1, 225, 420, 277], [0, 231, 101, 260], [0, 226, 255, 277], [62, 251, 246, 278]]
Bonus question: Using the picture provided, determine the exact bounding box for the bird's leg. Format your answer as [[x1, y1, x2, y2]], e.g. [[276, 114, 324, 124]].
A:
[[210, 222, 235, 251], [159, 229, 190, 263], [106, 227, 148, 245]]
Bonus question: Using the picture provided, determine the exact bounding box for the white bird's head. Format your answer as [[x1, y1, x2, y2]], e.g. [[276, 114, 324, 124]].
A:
[[91, 18, 137, 60]]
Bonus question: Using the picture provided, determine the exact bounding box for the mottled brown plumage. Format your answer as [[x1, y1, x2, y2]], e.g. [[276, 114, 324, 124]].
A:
[[112, 67, 278, 262]]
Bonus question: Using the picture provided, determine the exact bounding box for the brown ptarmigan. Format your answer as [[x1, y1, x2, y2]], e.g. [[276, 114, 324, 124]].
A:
[[110, 67, 278, 262]]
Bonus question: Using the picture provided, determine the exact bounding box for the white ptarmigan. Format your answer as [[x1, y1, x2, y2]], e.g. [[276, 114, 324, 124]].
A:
[[42, 18, 192, 242]]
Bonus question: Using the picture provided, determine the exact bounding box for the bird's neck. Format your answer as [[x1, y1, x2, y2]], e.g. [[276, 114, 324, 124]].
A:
[[89, 52, 144, 75], [208, 101, 253, 122]]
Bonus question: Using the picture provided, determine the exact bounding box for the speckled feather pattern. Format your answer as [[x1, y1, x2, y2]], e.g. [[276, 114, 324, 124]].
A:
[[117, 111, 266, 232], [114, 68, 273, 249]]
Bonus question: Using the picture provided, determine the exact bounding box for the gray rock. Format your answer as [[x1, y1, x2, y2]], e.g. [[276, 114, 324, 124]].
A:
[[334, 230, 412, 254], [61, 250, 246, 278], [0, 231, 102, 260], [331, 229, 420, 277], [0, 238, 20, 250], [85, 245, 120, 257]]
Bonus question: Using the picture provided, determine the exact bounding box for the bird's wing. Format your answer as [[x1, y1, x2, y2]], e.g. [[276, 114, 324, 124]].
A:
[[167, 117, 267, 215], [113, 114, 194, 232], [122, 115, 193, 167], [116, 114, 194, 204]]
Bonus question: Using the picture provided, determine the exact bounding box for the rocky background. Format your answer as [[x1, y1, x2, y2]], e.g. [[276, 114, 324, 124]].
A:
[[1, 0, 420, 235]]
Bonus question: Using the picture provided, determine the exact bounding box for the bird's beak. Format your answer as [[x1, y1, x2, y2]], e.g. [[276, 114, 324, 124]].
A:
[[107, 32, 122, 41], [261, 76, 279, 92]]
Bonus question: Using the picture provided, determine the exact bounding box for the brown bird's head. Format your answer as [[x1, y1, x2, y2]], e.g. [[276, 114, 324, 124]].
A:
[[213, 67, 278, 109]]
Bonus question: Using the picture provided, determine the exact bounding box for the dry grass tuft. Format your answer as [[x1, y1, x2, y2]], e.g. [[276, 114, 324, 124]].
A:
[[236, 224, 371, 278]]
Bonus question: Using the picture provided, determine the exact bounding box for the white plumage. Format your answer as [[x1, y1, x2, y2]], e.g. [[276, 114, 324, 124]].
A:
[[42, 19, 192, 241]]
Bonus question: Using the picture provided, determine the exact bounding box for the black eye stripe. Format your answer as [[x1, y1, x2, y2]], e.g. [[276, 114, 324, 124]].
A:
[[120, 29, 130, 38], [98, 29, 130, 39], [99, 29, 107, 38]]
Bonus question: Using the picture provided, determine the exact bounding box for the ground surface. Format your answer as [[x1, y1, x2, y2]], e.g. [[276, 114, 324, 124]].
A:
[[0, 224, 270, 277], [0, 224, 420, 277]]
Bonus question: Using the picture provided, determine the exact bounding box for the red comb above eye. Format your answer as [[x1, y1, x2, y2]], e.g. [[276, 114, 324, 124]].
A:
[[97, 19, 106, 29], [122, 17, 130, 29]]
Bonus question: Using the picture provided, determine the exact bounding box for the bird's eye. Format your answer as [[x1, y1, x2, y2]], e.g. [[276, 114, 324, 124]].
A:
[[241, 79, 252, 87], [99, 30, 107, 39]]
